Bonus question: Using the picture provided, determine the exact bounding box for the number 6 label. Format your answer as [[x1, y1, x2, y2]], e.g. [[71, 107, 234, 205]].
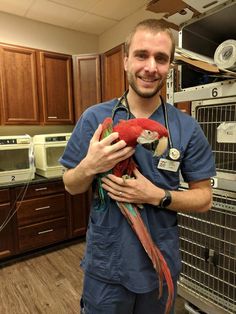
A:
[[211, 87, 222, 98]]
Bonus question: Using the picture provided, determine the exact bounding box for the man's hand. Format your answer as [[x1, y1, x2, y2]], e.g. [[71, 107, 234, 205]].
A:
[[84, 124, 135, 175], [101, 168, 164, 205]]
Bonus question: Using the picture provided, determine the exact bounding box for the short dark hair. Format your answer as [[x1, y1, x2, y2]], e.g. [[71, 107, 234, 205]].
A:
[[124, 19, 175, 63]]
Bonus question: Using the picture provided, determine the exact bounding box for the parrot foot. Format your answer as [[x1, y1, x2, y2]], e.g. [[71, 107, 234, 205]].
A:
[[122, 174, 135, 183]]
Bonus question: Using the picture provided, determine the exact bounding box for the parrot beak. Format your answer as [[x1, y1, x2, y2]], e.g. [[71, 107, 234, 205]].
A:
[[153, 136, 168, 157], [137, 130, 168, 157]]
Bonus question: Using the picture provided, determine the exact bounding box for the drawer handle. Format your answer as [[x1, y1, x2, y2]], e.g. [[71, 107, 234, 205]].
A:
[[48, 116, 57, 119], [38, 229, 53, 235], [35, 187, 48, 191], [35, 206, 50, 211]]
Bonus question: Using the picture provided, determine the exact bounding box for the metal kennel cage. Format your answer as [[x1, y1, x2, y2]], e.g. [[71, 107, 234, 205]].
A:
[[177, 96, 236, 313], [191, 96, 236, 192], [178, 189, 236, 314]]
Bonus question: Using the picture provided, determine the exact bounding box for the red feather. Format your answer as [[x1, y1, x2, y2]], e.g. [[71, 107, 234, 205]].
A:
[[113, 118, 168, 147]]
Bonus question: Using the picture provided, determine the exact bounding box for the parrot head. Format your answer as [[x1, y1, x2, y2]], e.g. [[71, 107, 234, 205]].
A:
[[113, 118, 168, 157]]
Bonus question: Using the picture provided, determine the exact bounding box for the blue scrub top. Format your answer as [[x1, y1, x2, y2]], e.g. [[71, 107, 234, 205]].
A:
[[60, 98, 216, 293]]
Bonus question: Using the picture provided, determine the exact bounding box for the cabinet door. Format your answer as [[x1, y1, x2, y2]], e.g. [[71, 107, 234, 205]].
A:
[[38, 51, 74, 124], [0, 45, 40, 124], [102, 44, 126, 101], [0, 203, 16, 259], [67, 191, 90, 238], [0, 189, 16, 259], [73, 54, 101, 121]]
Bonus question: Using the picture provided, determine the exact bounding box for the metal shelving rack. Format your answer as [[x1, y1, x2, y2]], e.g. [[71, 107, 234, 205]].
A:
[[172, 1, 236, 313]]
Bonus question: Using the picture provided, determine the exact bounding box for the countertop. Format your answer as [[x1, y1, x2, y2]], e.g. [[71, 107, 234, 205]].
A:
[[0, 174, 62, 189]]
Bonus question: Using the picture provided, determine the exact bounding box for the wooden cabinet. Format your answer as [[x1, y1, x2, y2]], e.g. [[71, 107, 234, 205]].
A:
[[73, 54, 101, 121], [175, 101, 191, 114], [0, 189, 16, 259], [0, 45, 40, 124], [101, 44, 127, 101], [0, 180, 90, 261], [38, 51, 74, 124], [73, 45, 127, 116], [15, 181, 68, 252], [67, 191, 90, 238], [0, 43, 74, 125]]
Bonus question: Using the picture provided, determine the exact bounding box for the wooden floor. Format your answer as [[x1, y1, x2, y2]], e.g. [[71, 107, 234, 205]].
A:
[[0, 240, 187, 313]]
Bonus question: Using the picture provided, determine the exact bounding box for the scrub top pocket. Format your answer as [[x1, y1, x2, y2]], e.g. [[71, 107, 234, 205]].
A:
[[152, 225, 182, 278], [83, 221, 121, 282]]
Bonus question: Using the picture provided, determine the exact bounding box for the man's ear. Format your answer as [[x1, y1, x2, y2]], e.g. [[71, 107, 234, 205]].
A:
[[123, 56, 128, 71]]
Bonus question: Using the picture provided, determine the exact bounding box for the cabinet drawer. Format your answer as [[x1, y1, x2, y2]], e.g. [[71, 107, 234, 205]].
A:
[[18, 217, 67, 252], [17, 194, 66, 226], [15, 181, 65, 199], [0, 189, 10, 203]]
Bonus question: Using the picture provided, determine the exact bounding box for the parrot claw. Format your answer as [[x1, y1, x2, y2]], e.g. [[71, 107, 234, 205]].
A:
[[122, 174, 131, 182]]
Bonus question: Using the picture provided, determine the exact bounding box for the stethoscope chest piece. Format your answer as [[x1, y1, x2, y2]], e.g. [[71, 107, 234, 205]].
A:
[[168, 148, 180, 161]]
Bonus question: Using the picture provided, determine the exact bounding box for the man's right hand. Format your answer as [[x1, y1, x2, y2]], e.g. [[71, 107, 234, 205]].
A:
[[84, 124, 135, 175]]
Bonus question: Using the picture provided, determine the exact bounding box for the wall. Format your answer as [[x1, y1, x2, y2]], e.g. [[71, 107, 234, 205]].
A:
[[0, 11, 98, 54], [0, 125, 74, 137], [0, 8, 178, 55], [99, 7, 178, 53]]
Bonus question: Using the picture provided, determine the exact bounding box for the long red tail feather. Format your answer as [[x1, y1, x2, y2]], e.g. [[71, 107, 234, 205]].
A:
[[117, 201, 174, 314]]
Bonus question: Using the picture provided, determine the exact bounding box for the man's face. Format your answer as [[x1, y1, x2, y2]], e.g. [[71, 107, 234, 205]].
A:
[[124, 29, 172, 98]]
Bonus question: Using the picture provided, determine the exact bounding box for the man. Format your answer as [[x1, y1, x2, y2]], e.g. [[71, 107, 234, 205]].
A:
[[60, 19, 216, 314]]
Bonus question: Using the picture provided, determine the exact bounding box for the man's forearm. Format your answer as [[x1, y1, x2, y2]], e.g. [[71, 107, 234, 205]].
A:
[[63, 158, 95, 195], [167, 187, 212, 213], [148, 179, 212, 213]]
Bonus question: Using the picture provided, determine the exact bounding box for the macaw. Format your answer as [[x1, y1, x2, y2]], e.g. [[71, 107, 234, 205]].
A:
[[98, 117, 174, 314]]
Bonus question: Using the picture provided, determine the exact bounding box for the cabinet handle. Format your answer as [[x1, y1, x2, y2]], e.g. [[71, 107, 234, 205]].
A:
[[38, 229, 53, 235], [35, 206, 50, 211], [35, 187, 47, 191], [47, 116, 58, 119]]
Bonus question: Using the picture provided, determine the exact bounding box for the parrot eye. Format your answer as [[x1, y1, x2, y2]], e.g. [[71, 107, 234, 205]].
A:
[[144, 130, 153, 136]]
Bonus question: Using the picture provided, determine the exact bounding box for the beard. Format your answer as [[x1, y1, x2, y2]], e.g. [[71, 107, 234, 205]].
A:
[[127, 71, 165, 98]]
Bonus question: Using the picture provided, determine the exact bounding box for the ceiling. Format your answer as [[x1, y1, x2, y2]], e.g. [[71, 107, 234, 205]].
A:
[[0, 0, 150, 35], [0, 0, 229, 36]]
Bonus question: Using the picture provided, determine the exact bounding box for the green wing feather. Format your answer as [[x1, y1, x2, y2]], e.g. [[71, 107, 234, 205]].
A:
[[97, 118, 114, 210]]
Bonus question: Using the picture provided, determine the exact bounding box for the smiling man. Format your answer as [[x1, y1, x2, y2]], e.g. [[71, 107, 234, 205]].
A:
[[124, 25, 173, 100], [60, 19, 216, 314]]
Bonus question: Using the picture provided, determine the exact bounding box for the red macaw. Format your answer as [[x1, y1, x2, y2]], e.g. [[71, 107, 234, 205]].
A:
[[98, 117, 174, 314]]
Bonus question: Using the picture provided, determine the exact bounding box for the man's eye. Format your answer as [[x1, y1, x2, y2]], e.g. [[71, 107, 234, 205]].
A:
[[155, 55, 169, 64], [136, 53, 147, 60]]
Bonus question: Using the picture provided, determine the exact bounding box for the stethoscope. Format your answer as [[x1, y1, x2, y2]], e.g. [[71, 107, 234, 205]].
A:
[[111, 90, 181, 161]]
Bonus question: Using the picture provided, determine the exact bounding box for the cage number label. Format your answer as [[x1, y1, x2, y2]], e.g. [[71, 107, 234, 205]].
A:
[[211, 87, 222, 98], [211, 177, 218, 188]]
